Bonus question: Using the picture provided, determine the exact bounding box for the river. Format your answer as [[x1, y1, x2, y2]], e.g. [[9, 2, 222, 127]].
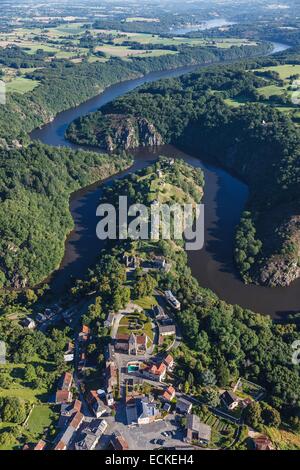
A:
[[30, 41, 300, 319], [170, 18, 236, 36]]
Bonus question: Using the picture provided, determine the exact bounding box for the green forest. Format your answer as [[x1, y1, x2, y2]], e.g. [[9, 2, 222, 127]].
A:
[[0, 142, 131, 287]]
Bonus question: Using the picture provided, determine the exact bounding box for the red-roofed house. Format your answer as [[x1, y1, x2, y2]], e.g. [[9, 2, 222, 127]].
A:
[[70, 411, 84, 431], [253, 435, 274, 451], [73, 399, 82, 413], [86, 390, 106, 418], [163, 386, 175, 402], [143, 363, 166, 382], [58, 399, 82, 428], [54, 441, 67, 451], [62, 372, 73, 391], [163, 354, 174, 371], [34, 440, 46, 451], [56, 389, 73, 404]]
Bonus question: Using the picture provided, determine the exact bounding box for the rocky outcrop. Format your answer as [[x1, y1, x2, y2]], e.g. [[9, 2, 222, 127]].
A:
[[96, 115, 164, 151], [255, 210, 300, 287], [67, 113, 164, 151], [259, 256, 300, 287]]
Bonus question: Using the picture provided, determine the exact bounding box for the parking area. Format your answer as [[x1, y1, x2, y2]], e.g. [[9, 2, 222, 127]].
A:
[[97, 415, 185, 450]]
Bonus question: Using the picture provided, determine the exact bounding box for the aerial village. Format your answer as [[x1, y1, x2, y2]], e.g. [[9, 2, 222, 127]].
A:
[[19, 248, 268, 452]]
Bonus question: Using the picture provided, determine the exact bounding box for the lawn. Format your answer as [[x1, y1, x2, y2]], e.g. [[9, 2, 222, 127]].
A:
[[21, 42, 60, 55], [117, 310, 154, 342], [6, 77, 40, 94], [26, 404, 58, 438], [135, 296, 158, 311]]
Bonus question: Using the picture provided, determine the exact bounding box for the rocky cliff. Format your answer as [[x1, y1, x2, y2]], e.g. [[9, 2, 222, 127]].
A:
[[255, 205, 300, 287], [66, 113, 164, 151]]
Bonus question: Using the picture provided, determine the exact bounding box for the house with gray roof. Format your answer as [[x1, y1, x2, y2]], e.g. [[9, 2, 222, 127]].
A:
[[186, 414, 211, 445]]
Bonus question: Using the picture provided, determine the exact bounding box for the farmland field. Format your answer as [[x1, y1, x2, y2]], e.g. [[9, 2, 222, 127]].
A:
[[94, 44, 178, 58], [255, 64, 300, 80]]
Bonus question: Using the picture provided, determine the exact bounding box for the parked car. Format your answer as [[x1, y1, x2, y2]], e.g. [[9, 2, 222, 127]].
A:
[[157, 439, 165, 446]]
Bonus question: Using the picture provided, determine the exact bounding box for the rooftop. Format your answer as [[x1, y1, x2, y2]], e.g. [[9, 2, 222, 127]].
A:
[[138, 397, 160, 419], [187, 414, 211, 442], [62, 371, 73, 390], [164, 354, 174, 365], [56, 389, 72, 404], [221, 390, 238, 405], [159, 324, 176, 334], [176, 397, 192, 411], [111, 431, 129, 451], [34, 439, 46, 450]]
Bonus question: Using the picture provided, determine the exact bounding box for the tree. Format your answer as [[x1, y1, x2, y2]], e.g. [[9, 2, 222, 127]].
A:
[[132, 274, 157, 299], [187, 371, 194, 388], [113, 286, 130, 311], [24, 364, 36, 384], [201, 370, 216, 387], [261, 403, 281, 428], [0, 372, 12, 389], [0, 431, 16, 447], [216, 364, 230, 387], [244, 402, 262, 429], [1, 397, 27, 424], [24, 289, 38, 305], [202, 388, 220, 408]]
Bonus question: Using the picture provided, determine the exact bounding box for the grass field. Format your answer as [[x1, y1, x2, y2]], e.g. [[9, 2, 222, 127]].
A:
[[26, 404, 57, 438], [94, 44, 178, 58], [257, 84, 287, 98], [6, 77, 40, 94], [135, 296, 157, 311], [113, 33, 256, 48], [255, 64, 300, 80]]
